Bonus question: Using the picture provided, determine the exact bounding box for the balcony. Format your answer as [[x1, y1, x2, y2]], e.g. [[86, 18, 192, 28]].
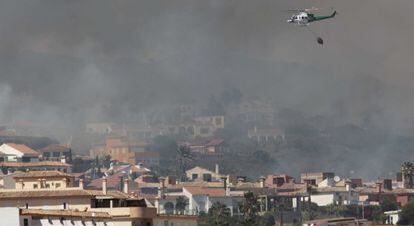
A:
[[91, 207, 157, 219]]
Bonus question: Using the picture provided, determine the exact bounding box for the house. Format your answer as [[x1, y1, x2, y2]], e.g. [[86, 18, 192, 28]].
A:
[[154, 215, 198, 226], [248, 127, 284, 145], [186, 165, 225, 182], [300, 172, 335, 185], [384, 210, 401, 225], [0, 143, 40, 162], [110, 142, 150, 164], [38, 144, 72, 163], [87, 172, 135, 192], [165, 115, 225, 138], [0, 207, 113, 226], [126, 127, 165, 141], [303, 218, 369, 226], [0, 183, 156, 226], [106, 163, 151, 179], [238, 100, 275, 125], [9, 170, 74, 190], [182, 186, 243, 215], [187, 138, 229, 155], [265, 174, 295, 188], [85, 122, 116, 134], [134, 151, 160, 167], [0, 161, 73, 174], [307, 185, 359, 206]]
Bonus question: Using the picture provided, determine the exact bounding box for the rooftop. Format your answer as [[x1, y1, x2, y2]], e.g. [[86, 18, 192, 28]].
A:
[[4, 143, 40, 156], [0, 188, 129, 199], [13, 170, 74, 179], [0, 161, 71, 167], [184, 186, 226, 197], [20, 208, 112, 219], [39, 144, 70, 152]]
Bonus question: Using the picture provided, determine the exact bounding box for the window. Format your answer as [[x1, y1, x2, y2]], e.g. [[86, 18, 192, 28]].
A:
[[63, 202, 67, 209], [23, 218, 28, 226], [215, 117, 222, 126], [53, 152, 61, 157], [164, 221, 169, 226], [25, 203, 29, 209], [192, 174, 198, 180], [45, 184, 50, 188], [33, 184, 38, 189], [203, 173, 212, 182], [55, 183, 61, 188], [200, 127, 210, 134]]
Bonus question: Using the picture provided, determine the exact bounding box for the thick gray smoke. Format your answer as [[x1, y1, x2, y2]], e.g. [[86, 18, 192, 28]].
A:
[[0, 0, 413, 177]]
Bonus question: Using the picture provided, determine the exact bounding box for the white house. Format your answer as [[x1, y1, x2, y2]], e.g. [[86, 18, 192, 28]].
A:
[[0, 143, 40, 162], [304, 181, 359, 206], [384, 210, 401, 225], [185, 165, 224, 182], [182, 187, 243, 216]]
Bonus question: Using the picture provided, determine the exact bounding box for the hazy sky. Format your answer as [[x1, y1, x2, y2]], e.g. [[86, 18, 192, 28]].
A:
[[0, 0, 413, 132]]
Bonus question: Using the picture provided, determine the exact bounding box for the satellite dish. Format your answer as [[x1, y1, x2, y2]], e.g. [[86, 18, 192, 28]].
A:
[[334, 176, 341, 182]]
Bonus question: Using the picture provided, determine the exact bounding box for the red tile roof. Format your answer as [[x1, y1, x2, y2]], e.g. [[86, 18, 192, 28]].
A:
[[13, 170, 74, 179], [6, 143, 39, 156], [39, 144, 70, 152], [184, 186, 226, 197], [20, 208, 112, 219], [0, 161, 71, 167], [87, 172, 126, 189]]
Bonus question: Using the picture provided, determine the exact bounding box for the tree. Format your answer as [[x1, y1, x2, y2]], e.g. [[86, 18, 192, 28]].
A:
[[176, 145, 193, 182], [175, 196, 188, 215], [152, 135, 178, 157], [239, 191, 260, 225], [398, 201, 414, 225], [305, 185, 318, 220], [103, 155, 112, 169], [198, 202, 235, 226], [401, 162, 414, 188]]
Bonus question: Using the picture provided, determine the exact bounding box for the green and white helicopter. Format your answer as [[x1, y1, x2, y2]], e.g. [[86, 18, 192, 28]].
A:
[[286, 7, 337, 45], [286, 7, 337, 26]]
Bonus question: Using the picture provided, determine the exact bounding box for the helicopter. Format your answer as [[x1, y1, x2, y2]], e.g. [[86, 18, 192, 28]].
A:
[[287, 8, 336, 26], [286, 8, 336, 45]]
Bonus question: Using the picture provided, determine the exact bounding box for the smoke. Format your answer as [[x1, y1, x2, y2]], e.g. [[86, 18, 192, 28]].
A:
[[0, 0, 413, 177]]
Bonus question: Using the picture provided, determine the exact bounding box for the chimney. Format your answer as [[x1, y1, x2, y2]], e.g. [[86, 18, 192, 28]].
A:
[[79, 179, 84, 189], [62, 178, 67, 188], [123, 178, 129, 194], [376, 181, 382, 194], [102, 176, 107, 195], [345, 179, 351, 192], [215, 164, 219, 175], [383, 179, 392, 190], [18, 179, 24, 190], [259, 176, 266, 188], [159, 177, 166, 199], [37, 179, 42, 189], [237, 176, 246, 184], [221, 176, 227, 190]]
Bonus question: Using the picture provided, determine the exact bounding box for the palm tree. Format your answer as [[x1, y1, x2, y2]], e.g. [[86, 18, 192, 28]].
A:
[[401, 162, 414, 188], [198, 202, 233, 226], [239, 191, 259, 224], [176, 145, 193, 182], [175, 196, 188, 215], [306, 184, 318, 220]]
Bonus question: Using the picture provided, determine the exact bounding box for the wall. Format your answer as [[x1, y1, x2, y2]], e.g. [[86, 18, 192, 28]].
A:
[[0, 207, 20, 226], [0, 197, 90, 210], [154, 216, 198, 226]]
